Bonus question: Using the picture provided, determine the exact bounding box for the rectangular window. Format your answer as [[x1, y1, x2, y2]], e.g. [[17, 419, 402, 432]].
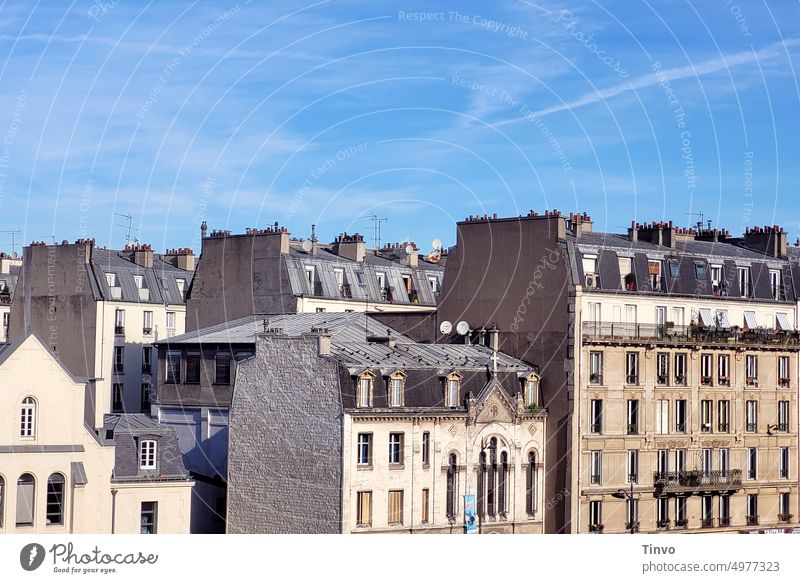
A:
[[176, 278, 186, 299], [166, 350, 181, 383], [139, 439, 157, 469], [747, 494, 758, 524], [695, 262, 707, 280], [720, 495, 731, 525], [711, 265, 723, 294], [388, 490, 404, 525], [674, 399, 687, 433], [702, 448, 712, 478], [747, 448, 757, 480], [589, 352, 603, 384], [619, 257, 633, 289], [140, 502, 157, 534], [626, 399, 639, 435], [421, 488, 430, 523], [588, 500, 602, 530], [389, 433, 403, 465], [657, 497, 670, 528], [719, 448, 730, 473], [166, 311, 176, 330], [140, 383, 151, 411], [718, 354, 730, 385], [388, 377, 403, 407], [357, 433, 372, 466], [357, 377, 372, 408], [446, 378, 459, 407], [656, 353, 669, 385], [657, 449, 669, 475], [143, 311, 153, 334], [671, 307, 685, 327], [675, 449, 686, 473], [357, 491, 372, 526], [185, 352, 201, 384], [738, 267, 751, 298], [583, 254, 598, 288], [113, 345, 124, 374], [778, 356, 790, 386], [649, 260, 663, 291], [422, 432, 430, 466], [590, 399, 603, 434], [142, 346, 152, 373], [590, 451, 602, 485], [627, 450, 639, 484], [770, 269, 782, 300], [701, 496, 713, 527], [105, 272, 116, 287], [114, 309, 125, 334], [675, 497, 687, 526], [778, 400, 789, 432], [779, 493, 790, 521], [655, 399, 669, 434], [626, 499, 638, 531], [625, 352, 639, 385], [674, 353, 687, 385], [717, 400, 730, 433], [745, 400, 758, 432], [700, 354, 713, 385], [214, 353, 231, 384], [587, 301, 602, 323], [112, 383, 124, 412], [779, 447, 789, 479], [746, 355, 758, 386]]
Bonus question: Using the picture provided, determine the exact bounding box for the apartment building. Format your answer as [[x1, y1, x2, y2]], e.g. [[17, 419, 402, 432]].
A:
[[0, 333, 192, 534], [221, 312, 546, 533], [438, 210, 800, 534], [9, 240, 194, 425], [0, 251, 21, 342], [186, 225, 444, 331]]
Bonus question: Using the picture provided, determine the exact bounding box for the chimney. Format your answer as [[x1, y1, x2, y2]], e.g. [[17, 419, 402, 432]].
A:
[[741, 225, 787, 258], [695, 228, 729, 243], [333, 232, 365, 262], [310, 224, 319, 256], [164, 248, 196, 271], [318, 333, 331, 356], [200, 221, 208, 239], [568, 212, 593, 238], [629, 221, 681, 248], [73, 238, 95, 264], [244, 224, 290, 254], [628, 220, 638, 243], [403, 242, 419, 268], [126, 243, 153, 268]]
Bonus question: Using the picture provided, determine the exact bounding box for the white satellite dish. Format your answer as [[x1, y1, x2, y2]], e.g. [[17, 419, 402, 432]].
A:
[[440, 320, 452, 334], [432, 238, 442, 251], [301, 239, 313, 253], [456, 321, 470, 336], [405, 244, 414, 254]]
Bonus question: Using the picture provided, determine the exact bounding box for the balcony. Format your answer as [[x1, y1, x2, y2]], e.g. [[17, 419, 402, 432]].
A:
[[143, 327, 152, 336], [654, 469, 742, 494], [583, 322, 800, 348], [701, 518, 714, 528], [588, 524, 603, 533], [719, 516, 731, 527], [779, 513, 793, 523], [656, 519, 670, 530], [674, 518, 688, 529], [746, 515, 759, 526], [625, 521, 640, 533], [115, 325, 125, 335]]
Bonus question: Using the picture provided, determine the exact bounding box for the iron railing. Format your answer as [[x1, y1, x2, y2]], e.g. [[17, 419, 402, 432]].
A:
[[583, 322, 800, 347], [654, 469, 742, 493]]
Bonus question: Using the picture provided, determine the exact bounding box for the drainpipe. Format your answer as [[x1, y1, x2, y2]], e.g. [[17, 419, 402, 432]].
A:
[[110, 488, 118, 534]]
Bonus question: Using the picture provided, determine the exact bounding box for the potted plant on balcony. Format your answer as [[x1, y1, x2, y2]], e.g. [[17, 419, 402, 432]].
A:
[[675, 518, 688, 528], [624, 273, 636, 291]]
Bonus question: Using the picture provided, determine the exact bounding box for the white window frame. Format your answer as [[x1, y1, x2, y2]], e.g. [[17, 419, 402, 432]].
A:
[[357, 433, 371, 466], [779, 446, 789, 479], [627, 450, 639, 484], [20, 397, 36, 438], [356, 376, 373, 408], [746, 355, 758, 385], [388, 433, 403, 465], [388, 377, 403, 407], [746, 400, 758, 432], [747, 447, 757, 480], [590, 451, 602, 485], [769, 269, 781, 300], [655, 399, 669, 434], [139, 439, 157, 469], [718, 354, 730, 385], [166, 311, 176, 330]]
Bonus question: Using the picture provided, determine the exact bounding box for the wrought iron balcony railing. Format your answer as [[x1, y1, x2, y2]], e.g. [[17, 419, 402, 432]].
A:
[[654, 469, 742, 493], [583, 322, 800, 347]]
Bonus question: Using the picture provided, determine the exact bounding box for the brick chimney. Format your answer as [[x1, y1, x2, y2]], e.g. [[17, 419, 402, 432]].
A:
[[333, 233, 365, 262], [164, 248, 196, 271], [568, 212, 593, 238], [695, 228, 730, 243], [242, 224, 290, 254], [627, 220, 691, 248], [125, 243, 153, 268], [741, 225, 787, 258]]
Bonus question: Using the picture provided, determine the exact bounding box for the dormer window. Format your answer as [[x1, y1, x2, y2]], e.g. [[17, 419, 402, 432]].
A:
[[105, 272, 116, 287], [524, 374, 540, 407], [388, 372, 405, 407], [649, 260, 663, 291], [176, 278, 186, 299], [139, 439, 157, 470], [356, 373, 374, 408], [582, 254, 599, 288], [738, 267, 751, 298], [445, 373, 461, 408]]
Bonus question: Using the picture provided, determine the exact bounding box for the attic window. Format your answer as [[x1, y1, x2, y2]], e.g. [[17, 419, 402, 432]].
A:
[[668, 261, 679, 278], [524, 375, 540, 408], [445, 373, 461, 408], [139, 439, 157, 469], [356, 374, 374, 408], [694, 263, 706, 280], [388, 372, 406, 407], [105, 272, 116, 287]]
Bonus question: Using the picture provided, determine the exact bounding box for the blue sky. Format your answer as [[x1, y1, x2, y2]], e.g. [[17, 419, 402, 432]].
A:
[[0, 0, 798, 253]]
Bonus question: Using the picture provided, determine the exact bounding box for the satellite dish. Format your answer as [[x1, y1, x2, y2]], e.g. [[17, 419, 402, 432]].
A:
[[11, 252, 18, 259], [456, 321, 470, 335], [405, 244, 415, 254], [440, 320, 452, 334], [426, 251, 441, 264], [301, 239, 313, 253], [432, 238, 442, 250]]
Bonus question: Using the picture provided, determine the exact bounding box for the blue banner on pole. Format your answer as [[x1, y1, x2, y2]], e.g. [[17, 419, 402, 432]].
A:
[[464, 495, 477, 534]]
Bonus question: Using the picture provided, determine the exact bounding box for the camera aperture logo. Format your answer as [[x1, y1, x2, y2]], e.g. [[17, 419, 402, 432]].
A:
[[20, 543, 46, 571]]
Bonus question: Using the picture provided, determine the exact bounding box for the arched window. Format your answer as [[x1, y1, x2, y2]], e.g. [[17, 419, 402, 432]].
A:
[[46, 474, 65, 525], [20, 397, 36, 438], [526, 451, 537, 516], [16, 473, 35, 527], [477, 451, 486, 518], [498, 451, 508, 516], [487, 438, 497, 517], [0, 475, 5, 528], [446, 454, 457, 520]]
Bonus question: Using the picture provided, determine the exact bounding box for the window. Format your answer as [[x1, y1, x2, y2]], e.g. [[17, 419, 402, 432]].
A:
[[700, 354, 713, 385], [166, 311, 176, 330], [142, 346, 152, 373], [176, 278, 186, 299], [388, 376, 404, 407], [700, 400, 713, 433], [626, 399, 639, 434], [526, 451, 537, 516], [675, 399, 687, 433], [590, 399, 603, 434], [675, 497, 687, 526], [780, 493, 791, 521], [304, 265, 315, 287], [720, 495, 731, 525], [619, 257, 633, 289], [738, 267, 751, 298], [671, 306, 685, 327], [388, 490, 403, 525], [140, 383, 151, 411], [388, 433, 403, 465], [747, 448, 757, 480], [656, 353, 669, 384], [587, 302, 601, 322], [421, 489, 430, 523], [20, 397, 36, 438], [140, 502, 157, 534], [143, 311, 153, 334], [702, 448, 712, 478], [165, 350, 181, 383], [16, 473, 35, 527], [422, 432, 430, 466], [524, 376, 539, 407], [112, 383, 124, 413], [746, 494, 758, 524], [746, 400, 758, 432], [139, 439, 157, 469], [185, 352, 201, 384], [356, 491, 372, 526], [657, 497, 670, 528], [675, 449, 686, 473], [695, 262, 707, 280], [625, 352, 639, 385], [778, 400, 789, 432], [770, 269, 782, 300], [779, 447, 789, 479], [655, 399, 669, 434], [588, 500, 602, 531], [582, 254, 599, 288], [778, 356, 790, 386], [214, 353, 231, 384], [668, 260, 679, 278], [701, 495, 712, 527], [445, 376, 460, 407], [744, 310, 758, 330], [133, 274, 143, 288], [657, 449, 668, 475], [428, 277, 439, 294], [357, 433, 372, 466], [113, 346, 124, 374], [105, 272, 116, 287], [0, 476, 4, 528], [626, 498, 639, 531], [719, 448, 730, 473], [718, 354, 730, 385], [711, 264, 723, 294], [590, 451, 602, 485], [627, 450, 639, 483], [114, 309, 125, 334], [356, 376, 373, 408], [674, 353, 687, 385], [716, 310, 730, 329], [746, 355, 758, 386], [446, 454, 457, 520], [649, 260, 663, 290], [46, 474, 65, 525], [717, 400, 730, 433], [589, 352, 603, 384], [376, 272, 386, 297]]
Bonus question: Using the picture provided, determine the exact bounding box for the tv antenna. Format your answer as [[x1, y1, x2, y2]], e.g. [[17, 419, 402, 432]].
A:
[[114, 213, 140, 245], [0, 228, 22, 254], [683, 212, 707, 231], [359, 213, 388, 249]]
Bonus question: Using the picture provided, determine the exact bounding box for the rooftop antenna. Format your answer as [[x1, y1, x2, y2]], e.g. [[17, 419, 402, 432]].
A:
[[0, 228, 22, 254], [359, 213, 388, 250], [684, 212, 704, 231], [114, 212, 140, 245]]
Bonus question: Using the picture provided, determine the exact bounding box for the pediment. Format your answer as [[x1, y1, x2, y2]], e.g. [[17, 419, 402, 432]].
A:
[[474, 379, 516, 424]]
